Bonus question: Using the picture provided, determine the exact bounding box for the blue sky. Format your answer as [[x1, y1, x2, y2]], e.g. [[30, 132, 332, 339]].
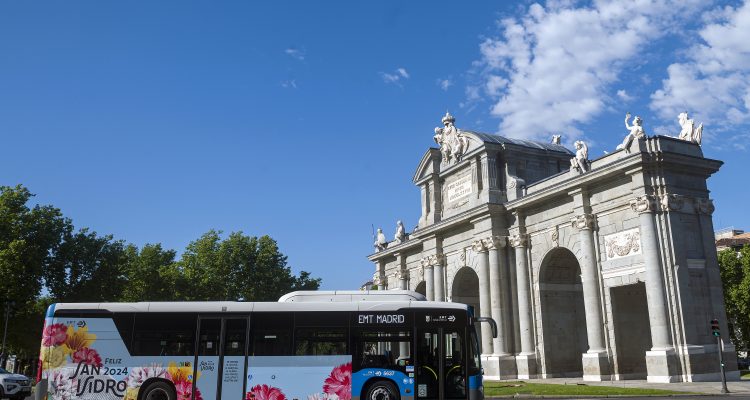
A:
[[2, 1, 749, 290]]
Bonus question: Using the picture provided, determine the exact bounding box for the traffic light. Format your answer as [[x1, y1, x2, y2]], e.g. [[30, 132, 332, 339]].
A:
[[711, 318, 720, 337]]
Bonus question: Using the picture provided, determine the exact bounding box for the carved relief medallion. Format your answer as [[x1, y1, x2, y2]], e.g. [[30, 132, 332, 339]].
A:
[[604, 228, 642, 260], [629, 195, 658, 214]]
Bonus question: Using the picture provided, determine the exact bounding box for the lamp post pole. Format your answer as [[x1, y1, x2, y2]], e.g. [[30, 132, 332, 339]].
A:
[[0, 301, 13, 368]]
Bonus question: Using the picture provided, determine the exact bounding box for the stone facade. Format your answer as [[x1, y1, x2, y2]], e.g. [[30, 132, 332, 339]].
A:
[[368, 124, 739, 383]]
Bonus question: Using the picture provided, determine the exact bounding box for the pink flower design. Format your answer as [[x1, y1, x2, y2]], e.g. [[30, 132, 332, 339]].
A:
[[246, 384, 287, 400], [42, 323, 68, 347], [175, 380, 203, 400], [323, 363, 351, 400], [71, 347, 103, 367]]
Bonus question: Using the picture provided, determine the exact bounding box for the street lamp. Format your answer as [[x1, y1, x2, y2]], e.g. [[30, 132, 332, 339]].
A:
[[0, 301, 14, 368]]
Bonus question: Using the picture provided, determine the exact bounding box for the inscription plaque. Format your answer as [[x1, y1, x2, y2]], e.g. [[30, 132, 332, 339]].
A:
[[446, 175, 472, 203]]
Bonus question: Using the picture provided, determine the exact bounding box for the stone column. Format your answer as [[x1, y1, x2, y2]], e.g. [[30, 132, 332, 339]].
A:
[[486, 235, 518, 379], [421, 257, 435, 301], [630, 196, 672, 350], [373, 260, 385, 290], [472, 240, 493, 355], [630, 195, 677, 382], [571, 213, 610, 380], [396, 253, 408, 290], [510, 233, 536, 378], [433, 254, 446, 301], [397, 270, 408, 290], [484, 236, 508, 355]]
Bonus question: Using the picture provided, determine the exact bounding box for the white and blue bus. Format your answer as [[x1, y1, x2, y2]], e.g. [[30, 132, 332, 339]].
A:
[[38, 290, 496, 400]]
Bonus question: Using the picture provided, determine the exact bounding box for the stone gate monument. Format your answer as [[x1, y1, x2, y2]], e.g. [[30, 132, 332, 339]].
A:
[[368, 112, 739, 383]]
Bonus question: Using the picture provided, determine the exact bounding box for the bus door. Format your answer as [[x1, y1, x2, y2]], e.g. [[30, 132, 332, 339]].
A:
[[416, 324, 468, 399], [196, 316, 248, 400]]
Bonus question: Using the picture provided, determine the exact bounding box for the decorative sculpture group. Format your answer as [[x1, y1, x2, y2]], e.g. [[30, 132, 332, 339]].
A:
[[434, 112, 470, 165], [373, 220, 409, 252], [615, 111, 703, 153]]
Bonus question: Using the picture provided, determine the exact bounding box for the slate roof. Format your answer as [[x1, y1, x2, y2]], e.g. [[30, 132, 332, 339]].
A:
[[464, 130, 574, 155]]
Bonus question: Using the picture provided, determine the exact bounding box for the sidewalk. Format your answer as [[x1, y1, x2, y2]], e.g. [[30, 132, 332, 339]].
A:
[[493, 377, 750, 396]]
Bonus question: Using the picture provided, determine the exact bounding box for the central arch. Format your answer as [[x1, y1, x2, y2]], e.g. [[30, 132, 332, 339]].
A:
[[451, 267, 481, 344], [539, 248, 588, 377]]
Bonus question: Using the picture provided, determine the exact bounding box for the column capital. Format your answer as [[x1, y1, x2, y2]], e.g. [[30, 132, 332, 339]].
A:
[[629, 195, 658, 214], [509, 233, 529, 248], [571, 213, 596, 231], [396, 269, 409, 280], [432, 253, 445, 267], [421, 253, 445, 268], [659, 193, 685, 212], [471, 239, 488, 253], [483, 235, 507, 250], [694, 198, 715, 215], [372, 271, 385, 286]]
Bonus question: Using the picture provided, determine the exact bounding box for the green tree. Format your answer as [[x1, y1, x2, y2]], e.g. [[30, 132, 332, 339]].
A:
[[0, 185, 68, 306], [173, 230, 321, 301], [120, 244, 177, 301], [718, 245, 750, 352], [0, 185, 69, 362], [44, 228, 129, 302]]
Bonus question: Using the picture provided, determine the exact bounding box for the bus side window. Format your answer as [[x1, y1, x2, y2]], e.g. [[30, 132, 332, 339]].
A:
[[250, 312, 293, 356], [354, 330, 412, 373], [113, 313, 135, 354], [295, 328, 347, 356], [132, 313, 197, 356]]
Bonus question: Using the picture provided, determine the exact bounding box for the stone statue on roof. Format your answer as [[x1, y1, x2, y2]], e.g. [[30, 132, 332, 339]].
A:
[[570, 140, 589, 173], [394, 220, 406, 244], [374, 228, 387, 252], [552, 135, 561, 145], [434, 112, 470, 164], [617, 112, 646, 153], [678, 112, 703, 145]]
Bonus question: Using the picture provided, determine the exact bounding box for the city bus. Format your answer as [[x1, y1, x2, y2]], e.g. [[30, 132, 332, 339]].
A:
[[37, 290, 496, 400]]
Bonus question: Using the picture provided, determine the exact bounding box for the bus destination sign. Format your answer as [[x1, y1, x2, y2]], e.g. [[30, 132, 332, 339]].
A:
[[355, 312, 410, 325]]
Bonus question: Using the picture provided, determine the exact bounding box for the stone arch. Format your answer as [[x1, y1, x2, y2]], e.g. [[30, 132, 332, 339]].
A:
[[414, 281, 426, 297], [538, 247, 588, 377], [451, 266, 479, 308], [451, 267, 481, 343]]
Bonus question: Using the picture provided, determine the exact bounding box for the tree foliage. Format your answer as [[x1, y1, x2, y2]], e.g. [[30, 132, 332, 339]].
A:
[[0, 184, 321, 363], [717, 245, 750, 352]]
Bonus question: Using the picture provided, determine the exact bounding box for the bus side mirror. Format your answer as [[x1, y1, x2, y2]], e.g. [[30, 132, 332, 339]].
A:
[[475, 317, 498, 338]]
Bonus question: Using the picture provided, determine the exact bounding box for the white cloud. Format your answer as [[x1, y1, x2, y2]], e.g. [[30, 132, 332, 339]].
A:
[[617, 89, 634, 102], [438, 78, 453, 91], [650, 1, 750, 138], [284, 48, 305, 61], [381, 67, 410, 84], [281, 80, 297, 89], [476, 0, 705, 140]]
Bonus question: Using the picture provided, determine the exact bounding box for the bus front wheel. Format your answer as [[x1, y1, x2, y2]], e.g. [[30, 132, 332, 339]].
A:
[[365, 380, 399, 400], [141, 381, 176, 400]]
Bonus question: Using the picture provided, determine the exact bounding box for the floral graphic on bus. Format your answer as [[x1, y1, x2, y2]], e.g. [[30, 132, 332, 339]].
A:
[[49, 370, 77, 400], [246, 384, 287, 400], [43, 323, 68, 347], [124, 362, 203, 400], [71, 347, 103, 367], [323, 362, 351, 400], [40, 323, 102, 370], [124, 364, 169, 400], [63, 325, 96, 354]]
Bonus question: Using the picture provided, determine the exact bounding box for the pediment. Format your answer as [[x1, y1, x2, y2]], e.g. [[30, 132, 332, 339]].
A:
[[413, 148, 441, 184]]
